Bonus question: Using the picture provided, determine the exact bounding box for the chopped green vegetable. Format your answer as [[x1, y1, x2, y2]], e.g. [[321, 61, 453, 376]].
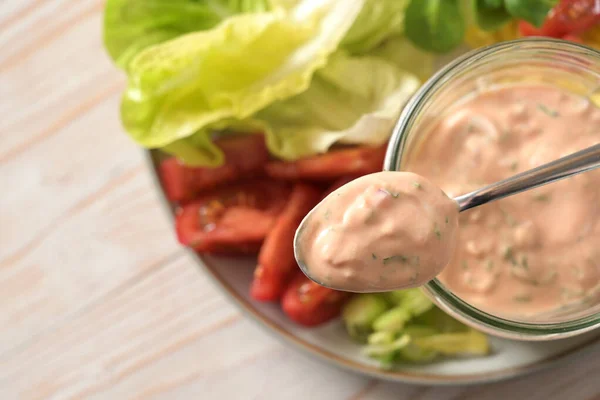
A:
[[404, 0, 466, 53], [383, 289, 433, 316], [397, 325, 439, 362], [413, 182, 422, 189], [342, 290, 489, 365], [413, 329, 490, 356], [363, 334, 410, 357], [367, 330, 396, 345], [342, 294, 389, 342], [343, 291, 489, 365], [414, 307, 468, 333], [373, 307, 412, 333], [398, 342, 439, 362]]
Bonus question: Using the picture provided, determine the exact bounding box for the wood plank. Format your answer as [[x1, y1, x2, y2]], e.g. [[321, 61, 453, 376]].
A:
[[0, 154, 182, 356], [0, 5, 123, 163], [0, 254, 367, 400], [0, 0, 101, 66], [0, 0, 43, 30]]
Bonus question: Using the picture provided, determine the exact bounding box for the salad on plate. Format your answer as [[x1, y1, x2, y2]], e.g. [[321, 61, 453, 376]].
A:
[[102, 0, 600, 367]]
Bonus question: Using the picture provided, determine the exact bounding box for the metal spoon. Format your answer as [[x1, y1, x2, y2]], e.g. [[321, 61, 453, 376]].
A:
[[294, 142, 600, 291]]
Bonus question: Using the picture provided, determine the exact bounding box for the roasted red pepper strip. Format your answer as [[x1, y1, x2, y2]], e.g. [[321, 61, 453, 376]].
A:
[[250, 183, 322, 301], [281, 273, 351, 327], [160, 135, 269, 202], [264, 146, 386, 181]]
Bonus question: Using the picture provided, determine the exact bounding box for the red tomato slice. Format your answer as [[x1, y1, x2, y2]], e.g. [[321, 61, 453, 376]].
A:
[[175, 180, 290, 255], [250, 183, 322, 301], [562, 33, 584, 42], [281, 274, 350, 327], [160, 135, 269, 202], [264, 146, 386, 181], [519, 0, 600, 38]]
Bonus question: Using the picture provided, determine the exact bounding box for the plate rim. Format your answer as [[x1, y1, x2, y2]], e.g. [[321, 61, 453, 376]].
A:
[[145, 149, 600, 386]]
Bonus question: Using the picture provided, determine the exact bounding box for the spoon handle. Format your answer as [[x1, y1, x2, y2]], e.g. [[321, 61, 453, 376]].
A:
[[454, 143, 600, 212]]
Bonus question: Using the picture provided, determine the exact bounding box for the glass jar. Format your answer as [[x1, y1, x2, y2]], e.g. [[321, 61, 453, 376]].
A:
[[385, 38, 600, 341]]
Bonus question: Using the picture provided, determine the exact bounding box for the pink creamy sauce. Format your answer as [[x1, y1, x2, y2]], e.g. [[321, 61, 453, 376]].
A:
[[298, 172, 459, 292], [406, 84, 600, 318]]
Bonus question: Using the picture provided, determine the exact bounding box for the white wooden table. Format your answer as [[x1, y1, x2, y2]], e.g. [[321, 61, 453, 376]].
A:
[[2, 1, 600, 399]]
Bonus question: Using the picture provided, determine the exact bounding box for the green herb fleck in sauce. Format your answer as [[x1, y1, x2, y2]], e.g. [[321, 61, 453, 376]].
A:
[[433, 224, 442, 240], [382, 255, 409, 265], [500, 208, 517, 227], [537, 103, 559, 117], [466, 120, 476, 133], [485, 259, 494, 271], [324, 209, 331, 220], [461, 260, 469, 270], [372, 253, 377, 260], [445, 216, 449, 224], [521, 255, 529, 270], [380, 188, 399, 198], [503, 246, 517, 265], [500, 130, 512, 142], [513, 294, 532, 303], [365, 209, 376, 224], [510, 161, 518, 171], [532, 193, 551, 202], [412, 182, 422, 189]]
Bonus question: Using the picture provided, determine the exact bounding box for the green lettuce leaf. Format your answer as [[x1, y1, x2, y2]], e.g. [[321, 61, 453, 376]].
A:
[[371, 37, 435, 82], [341, 0, 409, 54], [120, 1, 365, 166], [103, 0, 270, 69], [163, 51, 420, 165], [253, 52, 420, 160]]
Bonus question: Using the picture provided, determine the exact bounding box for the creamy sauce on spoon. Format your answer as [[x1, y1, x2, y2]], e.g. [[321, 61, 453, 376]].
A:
[[297, 172, 459, 292]]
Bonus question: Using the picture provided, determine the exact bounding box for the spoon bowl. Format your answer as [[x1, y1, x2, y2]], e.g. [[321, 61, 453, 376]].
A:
[[295, 143, 600, 293]]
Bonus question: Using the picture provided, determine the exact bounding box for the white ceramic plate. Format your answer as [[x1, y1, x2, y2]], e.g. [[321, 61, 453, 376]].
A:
[[147, 150, 600, 385]]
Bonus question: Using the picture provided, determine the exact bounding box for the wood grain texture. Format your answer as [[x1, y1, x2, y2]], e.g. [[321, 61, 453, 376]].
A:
[[1, 0, 599, 398]]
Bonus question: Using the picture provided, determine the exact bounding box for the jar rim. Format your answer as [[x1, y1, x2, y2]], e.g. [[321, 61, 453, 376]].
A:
[[384, 38, 600, 341]]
